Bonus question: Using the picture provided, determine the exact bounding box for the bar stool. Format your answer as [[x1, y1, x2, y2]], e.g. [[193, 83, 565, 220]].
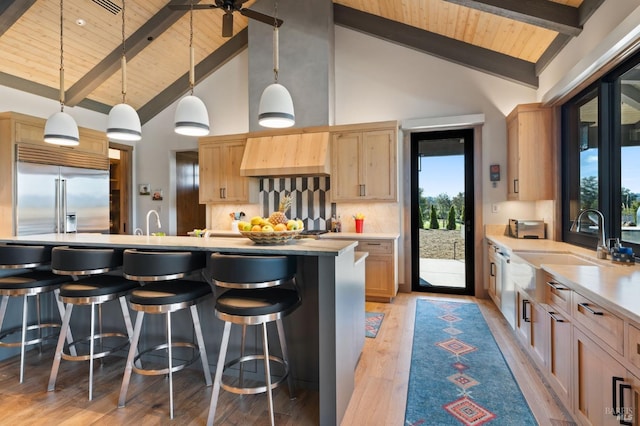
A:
[[118, 249, 212, 419], [0, 244, 69, 383], [47, 246, 139, 400], [207, 253, 301, 426]]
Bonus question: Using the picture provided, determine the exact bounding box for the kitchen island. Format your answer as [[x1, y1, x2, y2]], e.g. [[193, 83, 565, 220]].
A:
[[0, 233, 365, 425]]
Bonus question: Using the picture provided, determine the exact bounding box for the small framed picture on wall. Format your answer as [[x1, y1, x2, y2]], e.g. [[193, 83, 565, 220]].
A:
[[139, 184, 150, 195]]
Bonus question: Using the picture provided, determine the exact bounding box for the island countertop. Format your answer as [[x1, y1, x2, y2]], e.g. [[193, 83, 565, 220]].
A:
[[0, 233, 357, 257]]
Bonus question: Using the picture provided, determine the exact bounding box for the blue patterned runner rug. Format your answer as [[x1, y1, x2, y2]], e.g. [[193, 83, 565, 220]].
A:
[[404, 299, 536, 425]]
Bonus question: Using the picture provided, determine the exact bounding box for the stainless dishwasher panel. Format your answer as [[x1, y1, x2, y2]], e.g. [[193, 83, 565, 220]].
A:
[[498, 251, 516, 330]]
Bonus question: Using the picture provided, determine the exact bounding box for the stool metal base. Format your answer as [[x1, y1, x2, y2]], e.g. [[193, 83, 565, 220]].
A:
[[131, 341, 200, 376], [208, 318, 295, 426], [221, 353, 288, 396], [118, 304, 212, 420], [0, 289, 71, 383]]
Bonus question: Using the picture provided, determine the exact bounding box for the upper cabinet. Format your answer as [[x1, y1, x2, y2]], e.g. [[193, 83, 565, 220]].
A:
[[199, 136, 257, 204], [331, 123, 398, 202], [506, 103, 554, 201]]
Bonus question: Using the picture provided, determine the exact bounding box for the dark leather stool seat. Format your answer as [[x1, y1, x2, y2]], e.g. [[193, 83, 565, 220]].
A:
[[0, 244, 68, 383], [118, 249, 211, 420], [47, 246, 138, 401], [207, 253, 300, 426]]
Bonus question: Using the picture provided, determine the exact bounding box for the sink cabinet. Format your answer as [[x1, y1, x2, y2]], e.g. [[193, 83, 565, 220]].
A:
[[487, 241, 502, 308], [506, 103, 554, 201], [199, 137, 257, 204]]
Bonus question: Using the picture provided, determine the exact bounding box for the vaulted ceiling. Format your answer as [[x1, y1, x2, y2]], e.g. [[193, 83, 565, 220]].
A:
[[0, 0, 604, 124]]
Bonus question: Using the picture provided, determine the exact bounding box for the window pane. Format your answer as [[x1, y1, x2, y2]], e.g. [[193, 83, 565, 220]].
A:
[[620, 64, 640, 245], [578, 96, 599, 213]]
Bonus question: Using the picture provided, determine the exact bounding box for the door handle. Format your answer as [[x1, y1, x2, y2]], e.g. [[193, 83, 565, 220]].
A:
[[513, 179, 519, 194], [547, 281, 569, 291], [522, 299, 530, 322], [490, 262, 496, 277], [548, 311, 565, 322], [619, 382, 632, 425]]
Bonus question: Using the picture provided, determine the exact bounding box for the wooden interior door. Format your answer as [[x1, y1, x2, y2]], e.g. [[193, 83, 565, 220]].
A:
[[177, 151, 206, 236], [109, 142, 132, 234]]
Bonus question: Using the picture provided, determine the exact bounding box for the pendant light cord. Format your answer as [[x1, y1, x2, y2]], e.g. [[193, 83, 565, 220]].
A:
[[272, 1, 279, 83], [58, 0, 65, 111], [189, 1, 195, 95], [120, 0, 127, 103]]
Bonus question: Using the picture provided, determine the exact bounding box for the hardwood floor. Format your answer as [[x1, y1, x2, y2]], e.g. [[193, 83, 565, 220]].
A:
[[0, 292, 575, 425]]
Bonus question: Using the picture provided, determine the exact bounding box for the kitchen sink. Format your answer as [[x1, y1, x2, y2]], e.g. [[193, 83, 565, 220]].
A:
[[512, 251, 602, 269]]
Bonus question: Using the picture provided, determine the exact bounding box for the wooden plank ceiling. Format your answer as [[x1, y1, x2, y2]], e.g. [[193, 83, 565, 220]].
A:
[[0, 0, 603, 124]]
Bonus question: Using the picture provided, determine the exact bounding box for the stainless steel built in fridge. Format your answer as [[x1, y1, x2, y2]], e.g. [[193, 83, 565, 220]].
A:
[[15, 161, 109, 235]]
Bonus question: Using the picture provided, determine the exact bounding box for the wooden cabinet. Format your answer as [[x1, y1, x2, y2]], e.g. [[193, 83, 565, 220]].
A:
[[331, 126, 397, 202], [199, 137, 257, 204], [506, 103, 553, 201], [574, 328, 632, 426], [355, 238, 398, 302]]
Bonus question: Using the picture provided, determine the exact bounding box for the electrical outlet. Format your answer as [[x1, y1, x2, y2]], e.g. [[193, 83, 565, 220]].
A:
[[492, 204, 499, 213]]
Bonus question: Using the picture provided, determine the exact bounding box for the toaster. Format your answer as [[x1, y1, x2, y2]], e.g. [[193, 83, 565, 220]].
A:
[[509, 219, 545, 239]]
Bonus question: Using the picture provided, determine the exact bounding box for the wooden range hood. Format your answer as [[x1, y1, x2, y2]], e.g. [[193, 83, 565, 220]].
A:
[[239, 132, 330, 177]]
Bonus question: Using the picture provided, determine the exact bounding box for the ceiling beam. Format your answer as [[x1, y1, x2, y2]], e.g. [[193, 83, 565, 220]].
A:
[[0, 0, 37, 37], [65, 0, 202, 107], [534, 0, 606, 75], [442, 0, 581, 36], [137, 28, 248, 124], [334, 4, 537, 88]]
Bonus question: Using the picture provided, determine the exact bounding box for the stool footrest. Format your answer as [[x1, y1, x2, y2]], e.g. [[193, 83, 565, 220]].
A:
[[132, 342, 201, 376], [61, 332, 130, 362], [0, 323, 61, 347], [221, 354, 289, 395]]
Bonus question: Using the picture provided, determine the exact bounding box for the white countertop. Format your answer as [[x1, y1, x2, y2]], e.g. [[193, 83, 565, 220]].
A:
[[319, 232, 399, 240], [0, 233, 357, 257], [486, 234, 640, 324]]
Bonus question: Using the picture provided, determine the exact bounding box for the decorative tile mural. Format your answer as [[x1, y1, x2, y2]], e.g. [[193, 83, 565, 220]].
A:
[[260, 177, 334, 231]]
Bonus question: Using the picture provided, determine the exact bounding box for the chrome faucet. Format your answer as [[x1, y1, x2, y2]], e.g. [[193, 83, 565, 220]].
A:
[[146, 210, 162, 236], [571, 208, 608, 259]]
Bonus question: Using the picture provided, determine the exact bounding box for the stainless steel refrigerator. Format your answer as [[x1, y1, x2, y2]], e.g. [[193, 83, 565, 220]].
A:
[[15, 161, 109, 235]]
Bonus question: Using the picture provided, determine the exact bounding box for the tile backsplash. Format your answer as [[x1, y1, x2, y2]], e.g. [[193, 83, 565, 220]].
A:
[[260, 177, 333, 230]]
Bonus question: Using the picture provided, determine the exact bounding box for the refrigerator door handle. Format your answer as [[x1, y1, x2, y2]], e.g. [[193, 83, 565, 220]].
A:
[[61, 179, 67, 233], [55, 178, 61, 234]]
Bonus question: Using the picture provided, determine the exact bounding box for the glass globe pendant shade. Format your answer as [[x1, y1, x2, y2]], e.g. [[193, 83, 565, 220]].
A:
[[174, 95, 210, 136], [258, 83, 295, 128], [44, 111, 79, 146], [107, 103, 141, 141]]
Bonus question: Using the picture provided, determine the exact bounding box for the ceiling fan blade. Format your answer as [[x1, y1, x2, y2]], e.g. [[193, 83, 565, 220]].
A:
[[168, 4, 221, 11], [222, 12, 233, 37], [240, 8, 283, 28]]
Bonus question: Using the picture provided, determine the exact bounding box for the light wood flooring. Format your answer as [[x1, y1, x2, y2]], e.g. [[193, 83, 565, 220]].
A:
[[0, 292, 575, 425]]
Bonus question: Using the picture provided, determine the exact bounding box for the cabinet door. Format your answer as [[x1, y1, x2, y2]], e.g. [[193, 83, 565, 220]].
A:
[[331, 131, 361, 201], [506, 117, 519, 200], [506, 104, 553, 201], [548, 308, 572, 407], [515, 288, 531, 346], [574, 328, 629, 426], [487, 246, 501, 307], [199, 142, 225, 203], [530, 300, 549, 368], [364, 255, 394, 301], [361, 129, 396, 201], [222, 141, 250, 202]]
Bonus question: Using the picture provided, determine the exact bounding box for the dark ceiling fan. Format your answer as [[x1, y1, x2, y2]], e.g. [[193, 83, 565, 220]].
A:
[[168, 1, 283, 38]]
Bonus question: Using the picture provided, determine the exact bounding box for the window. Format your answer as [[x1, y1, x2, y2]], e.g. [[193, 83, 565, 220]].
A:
[[562, 51, 640, 254]]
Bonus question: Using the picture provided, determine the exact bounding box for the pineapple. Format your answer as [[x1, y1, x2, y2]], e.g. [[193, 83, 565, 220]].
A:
[[269, 195, 292, 226]]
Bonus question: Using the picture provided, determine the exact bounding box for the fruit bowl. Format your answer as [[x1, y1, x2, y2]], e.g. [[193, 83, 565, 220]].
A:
[[240, 229, 303, 244]]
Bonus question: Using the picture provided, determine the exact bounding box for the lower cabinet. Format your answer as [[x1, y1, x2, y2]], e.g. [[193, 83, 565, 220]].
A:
[[547, 307, 572, 406], [357, 239, 398, 302], [574, 328, 634, 426], [515, 287, 547, 368]]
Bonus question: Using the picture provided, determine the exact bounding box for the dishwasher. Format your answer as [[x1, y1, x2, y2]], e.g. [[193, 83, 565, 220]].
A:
[[497, 250, 515, 330]]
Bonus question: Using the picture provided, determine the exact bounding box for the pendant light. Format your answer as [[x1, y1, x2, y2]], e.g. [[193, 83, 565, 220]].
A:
[[174, 2, 210, 137], [106, 0, 141, 141], [258, 1, 294, 129], [44, 0, 79, 146]]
